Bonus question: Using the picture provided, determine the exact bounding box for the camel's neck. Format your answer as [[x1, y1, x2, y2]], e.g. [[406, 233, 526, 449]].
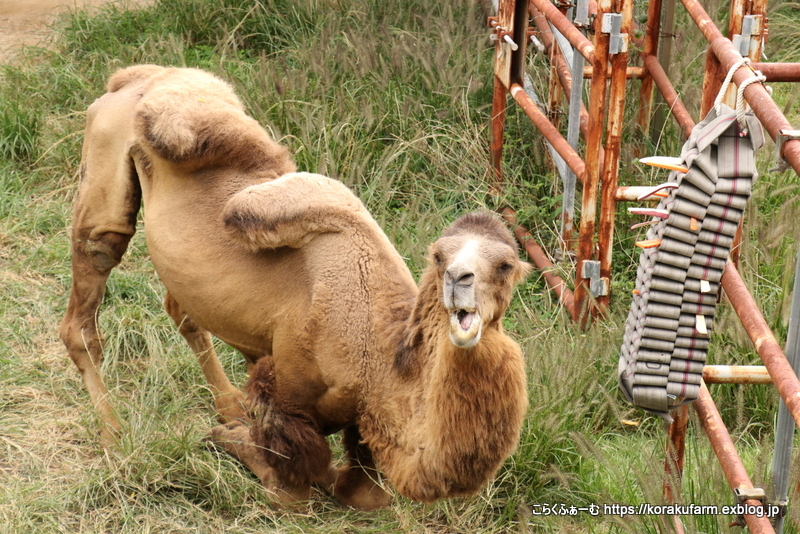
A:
[[392, 267, 445, 378], [361, 267, 528, 502]]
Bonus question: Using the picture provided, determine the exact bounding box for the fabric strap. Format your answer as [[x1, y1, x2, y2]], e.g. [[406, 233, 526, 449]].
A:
[[619, 104, 764, 421]]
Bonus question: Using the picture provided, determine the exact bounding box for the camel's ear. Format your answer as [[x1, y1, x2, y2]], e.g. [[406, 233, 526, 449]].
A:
[[513, 261, 533, 285], [223, 173, 364, 251]]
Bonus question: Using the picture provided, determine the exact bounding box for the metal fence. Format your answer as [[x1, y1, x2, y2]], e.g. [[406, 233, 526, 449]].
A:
[[487, 0, 800, 531]]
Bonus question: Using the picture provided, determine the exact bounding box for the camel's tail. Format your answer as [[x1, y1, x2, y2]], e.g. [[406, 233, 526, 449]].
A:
[[223, 173, 367, 251]]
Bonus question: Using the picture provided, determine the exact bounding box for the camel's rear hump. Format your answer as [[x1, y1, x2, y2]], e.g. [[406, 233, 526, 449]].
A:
[[111, 65, 293, 172], [107, 64, 165, 93]]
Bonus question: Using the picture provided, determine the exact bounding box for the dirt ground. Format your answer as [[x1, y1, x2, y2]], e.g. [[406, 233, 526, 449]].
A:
[[0, 0, 152, 63]]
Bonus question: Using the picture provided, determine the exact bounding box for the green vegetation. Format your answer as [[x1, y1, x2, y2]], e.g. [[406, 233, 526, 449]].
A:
[[0, 0, 798, 532]]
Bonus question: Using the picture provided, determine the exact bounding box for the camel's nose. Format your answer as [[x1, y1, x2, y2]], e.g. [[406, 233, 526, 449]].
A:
[[445, 267, 474, 288], [444, 264, 476, 310]]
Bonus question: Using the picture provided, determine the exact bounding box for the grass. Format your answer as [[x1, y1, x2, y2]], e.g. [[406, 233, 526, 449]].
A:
[[0, 0, 798, 532]]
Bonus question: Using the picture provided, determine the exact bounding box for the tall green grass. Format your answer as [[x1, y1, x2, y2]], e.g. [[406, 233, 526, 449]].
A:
[[0, 0, 798, 532]]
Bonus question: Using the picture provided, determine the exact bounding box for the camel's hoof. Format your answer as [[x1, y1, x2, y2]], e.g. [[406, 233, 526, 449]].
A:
[[330, 466, 392, 511], [215, 391, 248, 424], [203, 421, 248, 451]]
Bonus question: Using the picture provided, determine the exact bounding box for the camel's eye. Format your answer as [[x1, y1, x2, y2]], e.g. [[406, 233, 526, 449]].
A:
[[498, 262, 514, 274], [433, 253, 443, 266]]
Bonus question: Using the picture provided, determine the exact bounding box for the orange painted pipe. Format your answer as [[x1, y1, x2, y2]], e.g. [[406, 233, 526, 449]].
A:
[[500, 207, 578, 321], [721, 260, 800, 428], [694, 382, 776, 534]]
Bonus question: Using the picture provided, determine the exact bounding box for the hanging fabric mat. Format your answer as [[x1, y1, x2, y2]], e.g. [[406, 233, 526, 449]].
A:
[[618, 98, 766, 422]]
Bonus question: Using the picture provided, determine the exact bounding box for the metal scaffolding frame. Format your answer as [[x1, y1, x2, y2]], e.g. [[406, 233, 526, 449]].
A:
[[487, 0, 800, 531]]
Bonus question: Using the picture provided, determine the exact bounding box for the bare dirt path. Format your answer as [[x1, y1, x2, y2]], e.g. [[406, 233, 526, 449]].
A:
[[0, 0, 152, 63]]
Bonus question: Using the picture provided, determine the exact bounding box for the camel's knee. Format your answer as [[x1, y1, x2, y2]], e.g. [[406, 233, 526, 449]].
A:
[[74, 230, 132, 274], [252, 409, 331, 491], [60, 323, 103, 366], [61, 232, 129, 367], [247, 358, 332, 489], [207, 421, 313, 508]]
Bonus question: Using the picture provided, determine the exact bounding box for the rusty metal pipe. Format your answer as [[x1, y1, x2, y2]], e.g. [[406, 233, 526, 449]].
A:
[[694, 382, 777, 534], [702, 365, 773, 384], [651, 0, 678, 141], [528, 3, 608, 174], [528, 0, 595, 63], [721, 260, 800, 428], [582, 66, 644, 79], [680, 0, 800, 174], [491, 75, 507, 192], [509, 83, 588, 184], [751, 62, 800, 82], [637, 0, 662, 134], [574, 0, 611, 322], [500, 207, 578, 320], [721, 0, 767, 107], [643, 55, 695, 139], [596, 0, 633, 312], [664, 404, 689, 504], [679, 0, 726, 45], [710, 39, 800, 176], [700, 42, 724, 119], [529, 4, 592, 157]]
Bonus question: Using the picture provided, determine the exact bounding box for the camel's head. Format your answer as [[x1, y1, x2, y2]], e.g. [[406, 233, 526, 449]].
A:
[[429, 212, 531, 349]]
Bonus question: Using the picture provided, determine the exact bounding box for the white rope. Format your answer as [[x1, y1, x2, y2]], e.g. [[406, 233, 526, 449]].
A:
[[713, 57, 750, 115], [713, 56, 773, 135], [736, 72, 769, 134]]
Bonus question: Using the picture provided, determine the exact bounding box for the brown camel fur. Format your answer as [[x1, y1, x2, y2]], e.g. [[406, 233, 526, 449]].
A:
[[60, 65, 530, 509]]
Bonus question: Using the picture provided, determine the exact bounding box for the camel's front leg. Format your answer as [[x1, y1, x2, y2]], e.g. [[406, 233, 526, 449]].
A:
[[206, 421, 312, 506], [163, 292, 246, 423], [60, 230, 132, 446], [327, 426, 392, 510]]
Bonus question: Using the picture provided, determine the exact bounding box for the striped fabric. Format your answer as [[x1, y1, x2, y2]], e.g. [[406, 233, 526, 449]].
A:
[[619, 104, 765, 421]]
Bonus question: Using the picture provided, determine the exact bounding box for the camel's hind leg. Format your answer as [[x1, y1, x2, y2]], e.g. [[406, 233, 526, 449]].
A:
[[60, 229, 134, 446], [163, 292, 246, 423], [60, 85, 149, 445]]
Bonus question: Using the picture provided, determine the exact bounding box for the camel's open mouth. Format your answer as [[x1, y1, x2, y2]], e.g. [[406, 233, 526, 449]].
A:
[[449, 309, 482, 348]]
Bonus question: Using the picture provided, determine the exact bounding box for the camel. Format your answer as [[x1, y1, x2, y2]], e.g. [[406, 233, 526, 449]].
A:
[[60, 65, 531, 509]]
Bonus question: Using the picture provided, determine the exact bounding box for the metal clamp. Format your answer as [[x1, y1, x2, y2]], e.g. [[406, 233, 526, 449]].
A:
[[573, 5, 591, 29], [773, 499, 788, 523], [601, 13, 628, 54], [487, 17, 519, 51], [771, 129, 800, 172], [729, 487, 786, 527], [732, 15, 764, 57], [734, 487, 766, 503], [730, 487, 767, 527], [581, 260, 609, 297]]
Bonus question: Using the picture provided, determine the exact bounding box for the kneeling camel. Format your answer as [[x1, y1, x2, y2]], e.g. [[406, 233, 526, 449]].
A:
[[60, 65, 531, 509]]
